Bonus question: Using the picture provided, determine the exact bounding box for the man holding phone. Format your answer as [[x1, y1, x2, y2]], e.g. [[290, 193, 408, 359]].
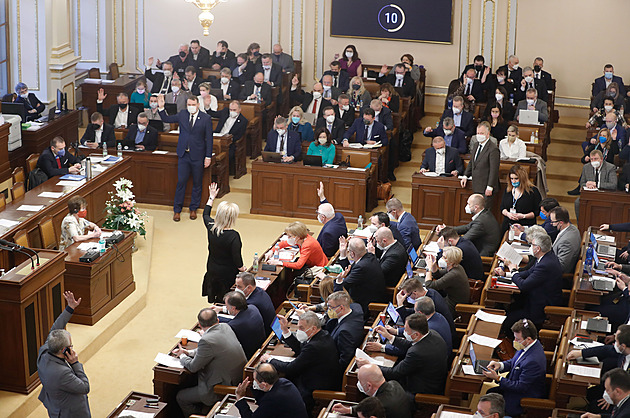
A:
[[37, 291, 91, 417]]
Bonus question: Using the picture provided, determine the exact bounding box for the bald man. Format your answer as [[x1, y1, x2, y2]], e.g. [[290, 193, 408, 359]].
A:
[[271, 44, 295, 73], [450, 193, 501, 256], [290, 77, 332, 118], [332, 364, 413, 418], [367, 227, 408, 287]]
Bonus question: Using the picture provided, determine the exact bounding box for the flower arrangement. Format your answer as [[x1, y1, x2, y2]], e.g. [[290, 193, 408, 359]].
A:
[[103, 178, 147, 236]]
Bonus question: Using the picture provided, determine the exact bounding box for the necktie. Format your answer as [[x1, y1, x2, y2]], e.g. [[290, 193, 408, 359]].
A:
[[465, 83, 471, 95], [56, 156, 62, 169], [474, 144, 482, 161], [312, 99, 318, 113], [280, 134, 285, 153], [595, 169, 600, 187], [173, 93, 177, 103], [364, 125, 369, 141], [327, 124, 332, 133], [334, 75, 338, 87], [189, 114, 194, 129], [396, 79, 402, 88]]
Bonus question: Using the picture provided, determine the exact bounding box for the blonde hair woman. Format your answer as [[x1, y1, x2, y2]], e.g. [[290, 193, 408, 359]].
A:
[[203, 183, 245, 303], [266, 221, 328, 271], [287, 105, 314, 142], [198, 82, 218, 113], [347, 76, 372, 111], [499, 125, 527, 160], [424, 246, 469, 317]]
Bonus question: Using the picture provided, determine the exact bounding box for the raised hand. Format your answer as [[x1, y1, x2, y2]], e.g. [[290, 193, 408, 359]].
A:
[[147, 57, 154, 67], [209, 183, 219, 200], [157, 94, 165, 108], [317, 181, 325, 201], [63, 291, 81, 309], [97, 88, 107, 102]]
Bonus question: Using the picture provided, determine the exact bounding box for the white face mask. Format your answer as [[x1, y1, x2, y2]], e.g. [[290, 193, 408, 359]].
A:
[[443, 129, 453, 136], [512, 64, 519, 70], [495, 93, 504, 101], [604, 105, 613, 112], [263, 65, 271, 71], [403, 330, 415, 342], [312, 91, 322, 100], [526, 99, 535, 106], [345, 51, 353, 58], [276, 129, 285, 136], [229, 111, 238, 118], [603, 391, 614, 405], [187, 105, 197, 114], [150, 102, 158, 109], [234, 287, 245, 296], [137, 124, 147, 131], [591, 160, 601, 169], [163, 70, 172, 77], [388, 212, 396, 221], [529, 245, 536, 256], [287, 237, 296, 246], [438, 258, 448, 268], [323, 85, 331, 90], [318, 137, 327, 145], [136, 89, 145, 95], [252, 379, 263, 391], [357, 380, 369, 396], [395, 73, 404, 80], [452, 107, 461, 114], [200, 90, 208, 97], [497, 76, 505, 83], [295, 329, 309, 342], [221, 77, 230, 85], [171, 86, 180, 93], [524, 76, 534, 83], [341, 105, 349, 111], [374, 110, 381, 116], [465, 204, 473, 214], [326, 115, 335, 123], [476, 134, 488, 144], [436, 147, 445, 155]]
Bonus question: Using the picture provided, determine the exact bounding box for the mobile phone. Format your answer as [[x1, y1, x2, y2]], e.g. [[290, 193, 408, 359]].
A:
[[480, 364, 490, 373], [63, 346, 72, 356]]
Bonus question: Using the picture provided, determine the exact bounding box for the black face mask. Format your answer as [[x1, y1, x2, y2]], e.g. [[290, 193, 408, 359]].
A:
[[330, 71, 338, 76], [254, 82, 262, 88], [179, 51, 187, 58], [118, 103, 127, 110], [92, 123, 102, 130], [475, 65, 483, 72], [534, 65, 541, 72]]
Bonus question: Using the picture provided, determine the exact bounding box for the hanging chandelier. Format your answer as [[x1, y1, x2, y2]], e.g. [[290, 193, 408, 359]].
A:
[[185, 0, 229, 36]]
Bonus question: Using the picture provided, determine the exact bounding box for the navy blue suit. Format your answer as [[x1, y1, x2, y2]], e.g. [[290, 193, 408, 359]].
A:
[[393, 212, 422, 251], [317, 200, 348, 257], [397, 288, 456, 342], [420, 146, 464, 175], [601, 122, 628, 152], [235, 377, 308, 418], [456, 237, 484, 281], [343, 119, 389, 146], [325, 303, 365, 369], [223, 305, 266, 359], [247, 287, 276, 336], [593, 75, 626, 98], [439, 109, 475, 137], [582, 344, 624, 374], [159, 109, 213, 213], [424, 126, 468, 154], [336, 254, 388, 317], [264, 130, 301, 161], [387, 311, 452, 355]]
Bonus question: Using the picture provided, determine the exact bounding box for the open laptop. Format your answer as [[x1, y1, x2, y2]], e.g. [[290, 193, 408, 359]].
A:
[[164, 103, 178, 116], [386, 302, 403, 326], [1, 102, 26, 122], [303, 155, 323, 167], [408, 246, 426, 269], [148, 119, 164, 132], [129, 103, 145, 113], [210, 88, 224, 100], [469, 342, 490, 374], [261, 151, 282, 163], [519, 109, 540, 125]]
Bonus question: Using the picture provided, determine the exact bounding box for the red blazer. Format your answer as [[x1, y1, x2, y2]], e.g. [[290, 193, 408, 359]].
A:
[[279, 234, 328, 269]]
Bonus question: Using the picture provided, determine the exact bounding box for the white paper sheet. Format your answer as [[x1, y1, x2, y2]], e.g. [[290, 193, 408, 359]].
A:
[[440, 412, 474, 418], [346, 167, 366, 171], [217, 313, 235, 321], [175, 329, 202, 343], [496, 242, 524, 266], [117, 410, 155, 418], [421, 171, 439, 177], [0, 219, 20, 228], [268, 355, 296, 363], [468, 333, 502, 348], [154, 353, 183, 369], [77, 243, 99, 251], [152, 150, 169, 154], [355, 348, 384, 366], [38, 191, 64, 198], [462, 364, 481, 375], [17, 205, 44, 212], [569, 337, 604, 349], [594, 234, 615, 243], [567, 364, 601, 378], [475, 310, 507, 324], [423, 241, 441, 254], [57, 180, 87, 187]]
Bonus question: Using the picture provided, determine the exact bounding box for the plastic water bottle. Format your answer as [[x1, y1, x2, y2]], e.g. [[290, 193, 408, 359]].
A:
[[252, 253, 259, 272], [509, 93, 514, 104], [530, 132, 535, 143], [99, 237, 106, 254], [584, 245, 593, 275], [534, 131, 539, 144], [102, 141, 108, 157], [273, 244, 280, 261], [357, 215, 363, 230], [117, 143, 122, 157]]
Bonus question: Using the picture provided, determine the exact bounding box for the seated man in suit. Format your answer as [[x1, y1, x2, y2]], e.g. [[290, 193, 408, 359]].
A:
[[602, 112, 627, 153], [165, 79, 191, 113], [369, 211, 406, 245], [367, 226, 408, 287], [440, 96, 475, 137], [342, 108, 388, 146], [438, 226, 484, 281], [172, 308, 246, 417], [460, 67, 486, 103], [483, 319, 546, 418], [575, 150, 618, 217], [325, 291, 365, 370], [145, 58, 173, 95], [211, 67, 240, 100], [96, 89, 139, 128], [567, 325, 630, 375], [209, 40, 236, 70], [334, 93, 355, 129], [593, 64, 626, 98], [263, 116, 301, 162], [423, 117, 468, 154], [235, 363, 308, 418], [450, 193, 502, 256], [515, 88, 549, 123], [263, 311, 339, 411], [582, 368, 630, 418], [377, 63, 415, 98], [239, 72, 272, 104], [386, 197, 421, 251], [208, 100, 248, 173], [315, 106, 346, 144], [81, 112, 116, 149], [182, 65, 202, 96], [420, 136, 464, 176], [360, 313, 448, 395], [255, 54, 283, 87], [394, 278, 455, 334], [316, 182, 348, 257], [461, 54, 491, 84], [121, 112, 158, 151], [233, 53, 256, 83], [321, 75, 342, 105], [515, 66, 548, 103], [234, 272, 276, 335], [370, 99, 393, 131], [548, 206, 581, 273], [37, 136, 82, 178], [290, 76, 331, 119], [271, 43, 295, 73], [461, 121, 501, 208], [189, 39, 211, 69], [493, 233, 563, 329], [498, 55, 522, 86], [335, 237, 388, 316], [323, 61, 350, 92], [532, 57, 553, 89], [332, 364, 414, 418], [13, 82, 45, 120], [219, 291, 265, 359]]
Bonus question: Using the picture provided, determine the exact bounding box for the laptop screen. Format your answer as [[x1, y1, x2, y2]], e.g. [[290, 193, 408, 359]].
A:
[[408, 246, 418, 263], [406, 262, 414, 278], [271, 317, 283, 340], [387, 302, 400, 323], [592, 249, 599, 269], [590, 233, 598, 248], [469, 342, 477, 363]]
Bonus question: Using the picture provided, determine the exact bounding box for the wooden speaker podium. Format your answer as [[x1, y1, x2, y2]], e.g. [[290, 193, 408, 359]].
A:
[[0, 249, 67, 394]]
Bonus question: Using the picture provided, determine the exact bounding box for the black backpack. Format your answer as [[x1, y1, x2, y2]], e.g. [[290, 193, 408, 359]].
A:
[[27, 168, 48, 190], [398, 129, 413, 162]]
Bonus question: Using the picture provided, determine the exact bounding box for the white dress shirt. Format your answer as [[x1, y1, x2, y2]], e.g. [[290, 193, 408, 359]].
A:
[[220, 114, 238, 135], [94, 127, 103, 144], [435, 148, 446, 174], [499, 138, 527, 160], [114, 108, 128, 128]]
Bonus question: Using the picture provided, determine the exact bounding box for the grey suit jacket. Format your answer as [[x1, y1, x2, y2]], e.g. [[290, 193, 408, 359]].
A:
[[37, 307, 91, 418], [580, 161, 617, 190], [464, 141, 501, 194], [454, 209, 502, 257], [179, 322, 246, 406], [515, 99, 549, 123], [273, 52, 295, 72], [165, 90, 192, 113], [553, 224, 582, 273]]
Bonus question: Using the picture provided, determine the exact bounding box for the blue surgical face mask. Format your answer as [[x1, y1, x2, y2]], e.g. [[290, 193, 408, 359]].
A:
[[605, 72, 613, 80], [511, 181, 520, 188], [539, 211, 547, 220], [291, 116, 300, 124], [599, 136, 607, 144], [56, 148, 65, 157]]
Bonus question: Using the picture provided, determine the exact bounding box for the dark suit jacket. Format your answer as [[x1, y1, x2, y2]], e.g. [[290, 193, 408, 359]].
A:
[[233, 60, 256, 83], [96, 102, 139, 127], [210, 78, 241, 100], [343, 119, 388, 146], [248, 287, 276, 335], [515, 78, 548, 102], [336, 253, 387, 315], [390, 312, 453, 355], [326, 303, 364, 369], [440, 109, 475, 137], [208, 108, 248, 142], [159, 109, 213, 161], [483, 98, 515, 121], [37, 148, 81, 178], [81, 122, 116, 148], [317, 203, 347, 257], [235, 378, 308, 418], [15, 93, 45, 120], [460, 78, 485, 102], [420, 146, 464, 175], [144, 69, 172, 94], [315, 117, 346, 143], [486, 77, 516, 100], [190, 46, 211, 69], [380, 330, 448, 394], [497, 65, 523, 86], [323, 69, 350, 92], [290, 89, 331, 119], [378, 240, 409, 287], [456, 237, 484, 281], [352, 380, 414, 418], [619, 162, 630, 190], [498, 340, 547, 416], [264, 130, 301, 160], [209, 50, 236, 70], [461, 64, 491, 80], [239, 81, 272, 104], [397, 288, 454, 329], [374, 106, 394, 131], [464, 141, 500, 193], [424, 126, 468, 154], [394, 212, 422, 251], [377, 73, 415, 97], [226, 305, 265, 359], [593, 75, 626, 97], [603, 122, 628, 152], [122, 124, 158, 151], [333, 104, 355, 129], [604, 400, 630, 418], [534, 70, 553, 90], [185, 76, 203, 96], [454, 209, 502, 256], [165, 54, 193, 78], [270, 330, 340, 399], [582, 344, 625, 375], [254, 62, 283, 87]]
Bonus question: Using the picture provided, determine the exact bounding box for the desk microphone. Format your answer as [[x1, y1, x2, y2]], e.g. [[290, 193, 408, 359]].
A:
[[0, 244, 35, 270], [0, 239, 40, 266]]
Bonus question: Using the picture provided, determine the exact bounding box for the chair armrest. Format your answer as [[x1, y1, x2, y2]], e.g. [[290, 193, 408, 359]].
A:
[[368, 303, 387, 314], [214, 385, 236, 395], [313, 390, 347, 401]]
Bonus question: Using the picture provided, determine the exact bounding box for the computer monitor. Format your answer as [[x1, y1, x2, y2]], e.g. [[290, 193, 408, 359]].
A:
[[129, 103, 145, 113], [0, 102, 26, 122], [56, 89, 66, 112]]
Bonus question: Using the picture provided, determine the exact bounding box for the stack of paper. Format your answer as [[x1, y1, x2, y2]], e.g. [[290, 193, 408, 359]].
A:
[[57, 179, 86, 187], [268, 355, 295, 363], [154, 353, 183, 369], [175, 329, 202, 343], [355, 348, 384, 366], [422, 171, 440, 177], [0, 219, 20, 228], [255, 278, 271, 290], [475, 310, 507, 324], [423, 241, 441, 255], [567, 364, 601, 378], [569, 337, 603, 349], [17, 205, 44, 212], [497, 242, 523, 266], [38, 191, 64, 199], [468, 333, 502, 348]]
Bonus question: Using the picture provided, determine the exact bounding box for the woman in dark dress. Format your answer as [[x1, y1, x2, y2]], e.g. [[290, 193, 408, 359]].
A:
[[202, 183, 245, 303], [485, 103, 509, 141], [500, 164, 542, 234]]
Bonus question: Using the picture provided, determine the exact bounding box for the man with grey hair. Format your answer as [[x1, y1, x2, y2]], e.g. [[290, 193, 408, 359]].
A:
[[272, 43, 295, 72], [494, 231, 563, 328], [263, 115, 301, 162], [316, 181, 347, 257], [122, 112, 158, 151], [262, 311, 339, 412], [461, 121, 500, 207], [211, 67, 240, 100], [325, 291, 364, 369], [335, 237, 387, 317], [516, 66, 548, 102], [163, 43, 192, 79], [367, 226, 408, 287], [385, 197, 421, 250], [498, 54, 522, 85], [37, 291, 91, 417], [423, 116, 467, 153], [321, 74, 342, 103], [515, 86, 548, 123], [477, 393, 506, 418]]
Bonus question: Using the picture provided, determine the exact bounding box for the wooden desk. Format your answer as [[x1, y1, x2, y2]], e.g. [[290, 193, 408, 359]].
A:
[[250, 235, 298, 309], [81, 75, 145, 118], [570, 228, 612, 308], [317, 399, 357, 418], [0, 122, 10, 184], [251, 160, 369, 219], [106, 391, 167, 418], [205, 394, 257, 417], [0, 250, 67, 393], [578, 189, 630, 243], [64, 230, 136, 325], [481, 232, 522, 307], [551, 408, 587, 418]]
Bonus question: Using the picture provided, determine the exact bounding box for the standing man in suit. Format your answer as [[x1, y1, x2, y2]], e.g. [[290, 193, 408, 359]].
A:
[[515, 67, 548, 103], [593, 64, 626, 98], [263, 116, 301, 162], [271, 44, 295, 73], [173, 308, 246, 417], [323, 61, 350, 92], [37, 291, 91, 417], [290, 77, 331, 119], [316, 182, 348, 257], [334, 94, 355, 129], [420, 136, 464, 176], [575, 150, 618, 218], [424, 117, 468, 154], [158, 94, 213, 221], [483, 319, 548, 417], [325, 291, 365, 370], [321, 75, 343, 105], [461, 121, 500, 208], [450, 193, 501, 256], [209, 100, 248, 173], [368, 226, 409, 287], [332, 364, 414, 418], [81, 112, 116, 149], [548, 206, 581, 273], [121, 113, 158, 151], [386, 197, 421, 251], [37, 136, 82, 178], [145, 58, 173, 94], [209, 40, 236, 70], [14, 82, 45, 120], [515, 88, 549, 123], [438, 226, 484, 281], [343, 108, 388, 146], [335, 237, 388, 316], [234, 363, 308, 418], [256, 54, 283, 87], [211, 68, 240, 100], [440, 96, 475, 137], [234, 272, 275, 335], [498, 55, 522, 86], [377, 63, 415, 98], [96, 90, 139, 128], [189, 39, 211, 69], [219, 291, 265, 359], [240, 72, 272, 104], [315, 106, 346, 144], [370, 99, 393, 131], [263, 312, 340, 411]]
